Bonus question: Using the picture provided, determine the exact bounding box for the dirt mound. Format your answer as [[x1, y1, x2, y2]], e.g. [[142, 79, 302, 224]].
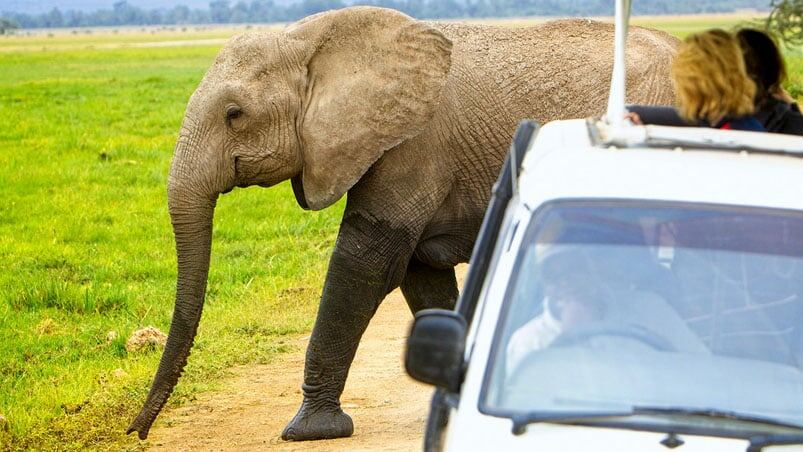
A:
[[126, 326, 167, 353]]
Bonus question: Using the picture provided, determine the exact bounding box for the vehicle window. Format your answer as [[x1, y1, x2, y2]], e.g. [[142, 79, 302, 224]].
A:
[[483, 201, 803, 429]]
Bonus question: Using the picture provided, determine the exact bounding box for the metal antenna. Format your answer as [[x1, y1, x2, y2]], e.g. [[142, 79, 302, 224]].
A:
[[605, 0, 633, 126]]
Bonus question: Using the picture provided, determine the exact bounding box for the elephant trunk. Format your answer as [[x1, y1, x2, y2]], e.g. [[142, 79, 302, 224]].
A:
[[127, 164, 218, 440]]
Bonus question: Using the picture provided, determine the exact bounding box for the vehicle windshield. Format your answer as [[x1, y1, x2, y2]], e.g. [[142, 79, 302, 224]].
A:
[[483, 201, 803, 431]]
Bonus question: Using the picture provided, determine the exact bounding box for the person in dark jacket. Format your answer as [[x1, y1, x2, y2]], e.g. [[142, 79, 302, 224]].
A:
[[629, 29, 802, 135], [738, 28, 803, 135]]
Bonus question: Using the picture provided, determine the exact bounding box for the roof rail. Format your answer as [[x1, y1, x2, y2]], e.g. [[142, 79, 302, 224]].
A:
[[589, 119, 803, 156]]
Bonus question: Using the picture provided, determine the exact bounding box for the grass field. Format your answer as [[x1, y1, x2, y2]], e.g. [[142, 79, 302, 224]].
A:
[[0, 41, 342, 450], [1, 13, 801, 450]]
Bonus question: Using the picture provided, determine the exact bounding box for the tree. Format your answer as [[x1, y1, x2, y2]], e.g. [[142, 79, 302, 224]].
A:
[[43, 7, 64, 28], [230, 1, 251, 23], [113, 1, 145, 25], [250, 0, 282, 22], [209, 0, 232, 23], [766, 0, 803, 45], [293, 0, 346, 19], [0, 0, 776, 29], [0, 17, 19, 35], [167, 5, 191, 24]]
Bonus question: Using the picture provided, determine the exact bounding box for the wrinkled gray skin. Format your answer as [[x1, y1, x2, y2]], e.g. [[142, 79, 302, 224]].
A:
[[127, 6, 677, 441]]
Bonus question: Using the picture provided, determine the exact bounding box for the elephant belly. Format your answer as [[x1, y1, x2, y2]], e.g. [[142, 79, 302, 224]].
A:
[[414, 222, 478, 269]]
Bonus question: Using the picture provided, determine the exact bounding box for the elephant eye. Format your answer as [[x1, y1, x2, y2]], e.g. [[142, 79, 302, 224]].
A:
[[226, 105, 243, 125]]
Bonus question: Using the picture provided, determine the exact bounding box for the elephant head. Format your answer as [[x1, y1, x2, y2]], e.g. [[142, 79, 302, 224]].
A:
[[127, 7, 452, 440]]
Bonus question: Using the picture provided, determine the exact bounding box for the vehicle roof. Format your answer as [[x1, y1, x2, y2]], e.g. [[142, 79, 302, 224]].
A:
[[518, 119, 803, 212]]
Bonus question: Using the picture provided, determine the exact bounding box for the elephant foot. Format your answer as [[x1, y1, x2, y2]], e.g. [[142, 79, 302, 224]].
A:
[[281, 403, 353, 441]]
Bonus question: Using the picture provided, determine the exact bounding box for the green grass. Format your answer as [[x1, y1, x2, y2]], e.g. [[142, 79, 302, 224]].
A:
[[630, 13, 803, 101], [631, 13, 762, 39], [0, 43, 342, 450], [0, 13, 801, 451], [785, 46, 803, 100], [0, 24, 284, 51]]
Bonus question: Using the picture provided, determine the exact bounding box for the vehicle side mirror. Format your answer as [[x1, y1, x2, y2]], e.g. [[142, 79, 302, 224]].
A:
[[405, 309, 466, 393]]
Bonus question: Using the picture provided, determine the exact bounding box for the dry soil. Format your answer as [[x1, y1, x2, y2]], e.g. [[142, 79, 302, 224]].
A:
[[147, 266, 468, 451]]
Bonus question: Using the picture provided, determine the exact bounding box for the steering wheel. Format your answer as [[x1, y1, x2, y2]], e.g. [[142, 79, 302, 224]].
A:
[[550, 323, 677, 352]]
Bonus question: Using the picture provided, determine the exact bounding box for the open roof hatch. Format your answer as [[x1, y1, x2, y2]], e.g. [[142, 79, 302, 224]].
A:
[[595, 0, 803, 154]]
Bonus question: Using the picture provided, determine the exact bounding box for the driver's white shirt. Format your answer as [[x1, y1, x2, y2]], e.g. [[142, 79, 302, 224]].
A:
[[505, 290, 711, 375], [506, 304, 563, 374]]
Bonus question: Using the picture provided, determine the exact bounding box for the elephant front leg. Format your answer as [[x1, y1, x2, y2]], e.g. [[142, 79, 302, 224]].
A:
[[282, 214, 413, 441]]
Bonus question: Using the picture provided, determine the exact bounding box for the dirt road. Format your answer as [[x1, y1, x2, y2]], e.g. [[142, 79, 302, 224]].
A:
[[147, 266, 467, 451]]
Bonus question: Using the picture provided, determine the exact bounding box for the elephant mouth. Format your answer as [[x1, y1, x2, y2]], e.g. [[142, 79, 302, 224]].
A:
[[233, 156, 242, 186], [291, 175, 310, 210], [221, 182, 249, 195], [224, 156, 249, 193]]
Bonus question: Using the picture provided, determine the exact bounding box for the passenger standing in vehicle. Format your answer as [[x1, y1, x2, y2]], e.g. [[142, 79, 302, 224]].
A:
[[629, 29, 802, 134], [737, 28, 803, 135], [671, 29, 765, 131]]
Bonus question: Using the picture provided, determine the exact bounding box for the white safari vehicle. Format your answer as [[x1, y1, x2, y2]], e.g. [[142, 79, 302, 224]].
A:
[[405, 1, 803, 451]]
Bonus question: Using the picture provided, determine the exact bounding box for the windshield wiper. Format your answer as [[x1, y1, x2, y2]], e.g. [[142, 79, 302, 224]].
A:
[[511, 409, 633, 435], [631, 406, 803, 431], [747, 433, 803, 451], [511, 406, 803, 436]]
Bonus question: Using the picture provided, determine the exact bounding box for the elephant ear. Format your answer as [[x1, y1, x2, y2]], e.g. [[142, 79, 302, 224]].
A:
[[287, 7, 452, 210]]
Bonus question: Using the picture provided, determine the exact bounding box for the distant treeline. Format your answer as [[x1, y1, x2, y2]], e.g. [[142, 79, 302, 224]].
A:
[[2, 0, 769, 29]]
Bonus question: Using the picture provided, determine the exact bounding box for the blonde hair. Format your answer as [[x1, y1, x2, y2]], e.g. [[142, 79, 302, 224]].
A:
[[671, 29, 757, 125]]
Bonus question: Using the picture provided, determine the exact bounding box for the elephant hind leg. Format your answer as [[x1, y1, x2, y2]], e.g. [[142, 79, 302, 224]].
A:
[[401, 257, 459, 313]]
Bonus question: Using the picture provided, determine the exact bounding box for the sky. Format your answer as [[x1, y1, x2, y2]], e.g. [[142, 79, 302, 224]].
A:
[[0, 1, 297, 14], [0, 0, 771, 15]]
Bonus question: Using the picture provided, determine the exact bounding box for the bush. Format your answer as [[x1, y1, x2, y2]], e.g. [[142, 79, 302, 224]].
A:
[[0, 18, 19, 35], [767, 0, 803, 45]]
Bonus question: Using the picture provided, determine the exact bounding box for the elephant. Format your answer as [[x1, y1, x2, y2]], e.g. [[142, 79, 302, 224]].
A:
[[127, 6, 677, 442]]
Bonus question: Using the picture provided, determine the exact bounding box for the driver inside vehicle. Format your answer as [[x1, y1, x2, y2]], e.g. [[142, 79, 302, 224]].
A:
[[506, 250, 610, 373], [505, 246, 710, 375]]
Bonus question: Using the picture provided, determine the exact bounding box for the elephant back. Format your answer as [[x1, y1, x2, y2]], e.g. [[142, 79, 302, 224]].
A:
[[430, 19, 678, 122]]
